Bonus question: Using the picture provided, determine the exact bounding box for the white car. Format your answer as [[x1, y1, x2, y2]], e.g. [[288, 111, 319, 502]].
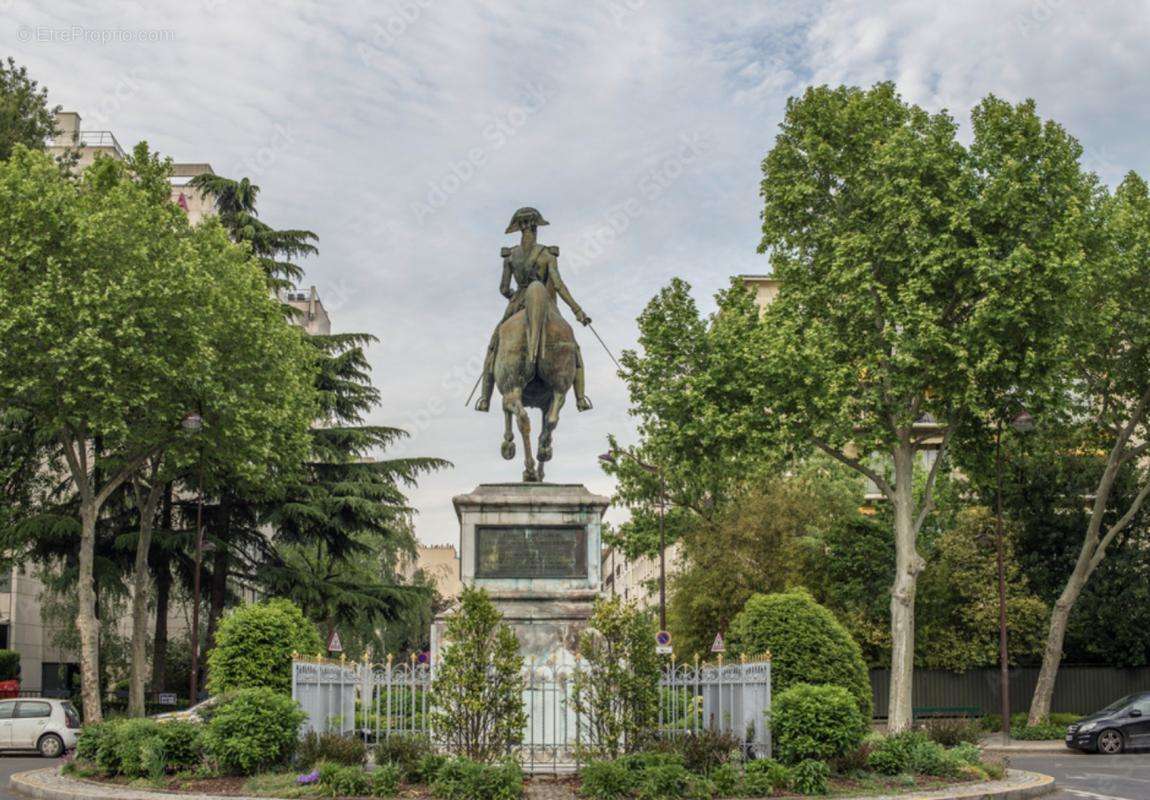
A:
[[0, 698, 80, 757]]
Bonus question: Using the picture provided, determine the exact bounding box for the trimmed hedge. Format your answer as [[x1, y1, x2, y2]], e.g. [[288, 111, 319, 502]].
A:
[[771, 683, 867, 764], [75, 718, 202, 778], [203, 687, 305, 774], [206, 599, 323, 695], [727, 590, 872, 719]]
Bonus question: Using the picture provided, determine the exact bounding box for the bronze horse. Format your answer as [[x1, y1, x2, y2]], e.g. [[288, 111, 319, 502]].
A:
[[494, 279, 578, 481]]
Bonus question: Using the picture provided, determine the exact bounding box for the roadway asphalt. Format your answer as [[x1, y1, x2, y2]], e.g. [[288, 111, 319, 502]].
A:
[[1010, 751, 1150, 800], [0, 755, 54, 799]]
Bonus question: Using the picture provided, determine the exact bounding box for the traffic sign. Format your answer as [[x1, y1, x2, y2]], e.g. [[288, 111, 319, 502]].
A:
[[326, 629, 343, 653], [656, 630, 672, 655], [710, 632, 725, 654]]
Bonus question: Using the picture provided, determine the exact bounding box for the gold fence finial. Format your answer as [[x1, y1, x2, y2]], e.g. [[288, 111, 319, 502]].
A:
[[387, 653, 394, 665]]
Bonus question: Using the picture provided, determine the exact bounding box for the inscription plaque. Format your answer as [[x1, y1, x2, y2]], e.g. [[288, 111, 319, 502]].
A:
[[475, 525, 587, 579]]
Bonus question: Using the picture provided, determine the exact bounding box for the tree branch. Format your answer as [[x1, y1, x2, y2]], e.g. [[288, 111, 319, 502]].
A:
[[913, 425, 954, 537], [811, 438, 894, 499]]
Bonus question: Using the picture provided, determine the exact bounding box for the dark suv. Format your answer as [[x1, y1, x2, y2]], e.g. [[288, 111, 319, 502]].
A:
[[1066, 692, 1150, 754]]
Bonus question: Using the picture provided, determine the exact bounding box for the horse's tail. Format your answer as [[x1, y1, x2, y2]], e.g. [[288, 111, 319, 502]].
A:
[[524, 281, 549, 369]]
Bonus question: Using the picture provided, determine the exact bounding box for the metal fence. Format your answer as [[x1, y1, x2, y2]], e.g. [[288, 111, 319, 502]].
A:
[[292, 654, 771, 772], [870, 665, 1150, 719]]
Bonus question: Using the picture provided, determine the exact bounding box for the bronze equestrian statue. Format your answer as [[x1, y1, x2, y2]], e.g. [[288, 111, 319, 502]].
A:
[[475, 207, 592, 481]]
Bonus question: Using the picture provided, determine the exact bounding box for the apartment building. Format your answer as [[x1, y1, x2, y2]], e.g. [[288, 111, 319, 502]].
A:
[[600, 540, 683, 611], [400, 545, 462, 603]]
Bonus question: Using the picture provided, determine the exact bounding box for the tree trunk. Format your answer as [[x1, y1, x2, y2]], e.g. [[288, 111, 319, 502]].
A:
[[76, 503, 103, 723], [206, 542, 229, 652], [886, 441, 923, 733], [151, 486, 173, 693], [1027, 511, 1099, 724], [129, 479, 163, 717]]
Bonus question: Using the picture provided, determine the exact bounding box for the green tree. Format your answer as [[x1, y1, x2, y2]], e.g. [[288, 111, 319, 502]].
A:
[[603, 278, 779, 557], [0, 146, 315, 719], [206, 599, 323, 695], [667, 463, 860, 660], [189, 172, 317, 291], [727, 589, 872, 719], [261, 332, 448, 652], [756, 84, 1089, 730], [1027, 172, 1150, 722], [0, 58, 58, 161], [915, 507, 1048, 670], [572, 597, 660, 757], [430, 587, 525, 762]]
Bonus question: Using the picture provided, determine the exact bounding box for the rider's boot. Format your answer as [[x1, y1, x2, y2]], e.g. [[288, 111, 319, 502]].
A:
[[574, 366, 592, 412]]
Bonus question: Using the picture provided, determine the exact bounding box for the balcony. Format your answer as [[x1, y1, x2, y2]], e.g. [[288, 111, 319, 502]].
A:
[[52, 130, 126, 158]]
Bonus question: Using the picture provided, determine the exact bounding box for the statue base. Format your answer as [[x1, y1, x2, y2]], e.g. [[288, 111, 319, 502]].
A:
[[431, 483, 608, 669]]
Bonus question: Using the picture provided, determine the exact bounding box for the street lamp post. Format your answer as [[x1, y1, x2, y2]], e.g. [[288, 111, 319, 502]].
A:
[[995, 409, 1035, 745], [181, 412, 205, 705], [599, 449, 667, 631]]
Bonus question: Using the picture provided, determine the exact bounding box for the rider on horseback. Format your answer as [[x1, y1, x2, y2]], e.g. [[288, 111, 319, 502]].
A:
[[475, 207, 593, 413]]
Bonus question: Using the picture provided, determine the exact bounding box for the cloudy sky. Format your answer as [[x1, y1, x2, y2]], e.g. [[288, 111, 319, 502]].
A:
[[7, 0, 1150, 545]]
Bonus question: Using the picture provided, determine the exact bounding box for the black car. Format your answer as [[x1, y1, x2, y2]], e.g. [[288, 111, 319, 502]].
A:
[[1066, 692, 1150, 753]]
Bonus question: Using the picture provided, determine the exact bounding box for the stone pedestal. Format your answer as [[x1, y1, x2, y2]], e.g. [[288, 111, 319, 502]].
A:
[[431, 483, 608, 669]]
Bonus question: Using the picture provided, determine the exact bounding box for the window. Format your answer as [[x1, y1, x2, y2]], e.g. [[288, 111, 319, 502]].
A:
[[1131, 696, 1150, 715], [0, 623, 8, 650], [0, 701, 14, 719], [15, 701, 51, 719]]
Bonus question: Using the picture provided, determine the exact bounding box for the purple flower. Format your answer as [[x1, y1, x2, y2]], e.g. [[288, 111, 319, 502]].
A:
[[297, 770, 320, 785]]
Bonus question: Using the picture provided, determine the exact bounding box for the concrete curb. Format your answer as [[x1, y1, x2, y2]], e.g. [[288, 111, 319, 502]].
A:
[[979, 741, 1068, 756], [10, 766, 1057, 800]]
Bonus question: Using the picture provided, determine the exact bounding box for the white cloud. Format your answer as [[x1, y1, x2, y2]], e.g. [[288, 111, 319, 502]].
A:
[[6, 0, 1150, 544]]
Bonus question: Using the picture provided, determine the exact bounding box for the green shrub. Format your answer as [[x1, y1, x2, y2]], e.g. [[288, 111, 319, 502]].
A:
[[651, 731, 740, 774], [322, 764, 372, 797], [573, 598, 661, 759], [709, 763, 740, 797], [867, 731, 962, 777], [374, 734, 433, 780], [370, 763, 401, 797], [920, 717, 981, 746], [298, 731, 367, 767], [0, 650, 20, 680], [617, 751, 685, 773], [206, 599, 323, 695], [431, 757, 523, 800], [727, 590, 872, 719], [156, 721, 203, 773], [76, 721, 113, 770], [418, 753, 449, 784], [684, 774, 716, 800], [579, 759, 636, 799], [636, 763, 690, 800], [111, 719, 161, 778], [790, 759, 829, 795], [318, 761, 342, 785], [771, 683, 867, 764], [948, 742, 982, 767], [743, 759, 791, 795], [203, 688, 305, 774]]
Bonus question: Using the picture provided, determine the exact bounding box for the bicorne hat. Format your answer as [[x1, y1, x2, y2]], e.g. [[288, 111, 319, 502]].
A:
[[505, 207, 550, 234]]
